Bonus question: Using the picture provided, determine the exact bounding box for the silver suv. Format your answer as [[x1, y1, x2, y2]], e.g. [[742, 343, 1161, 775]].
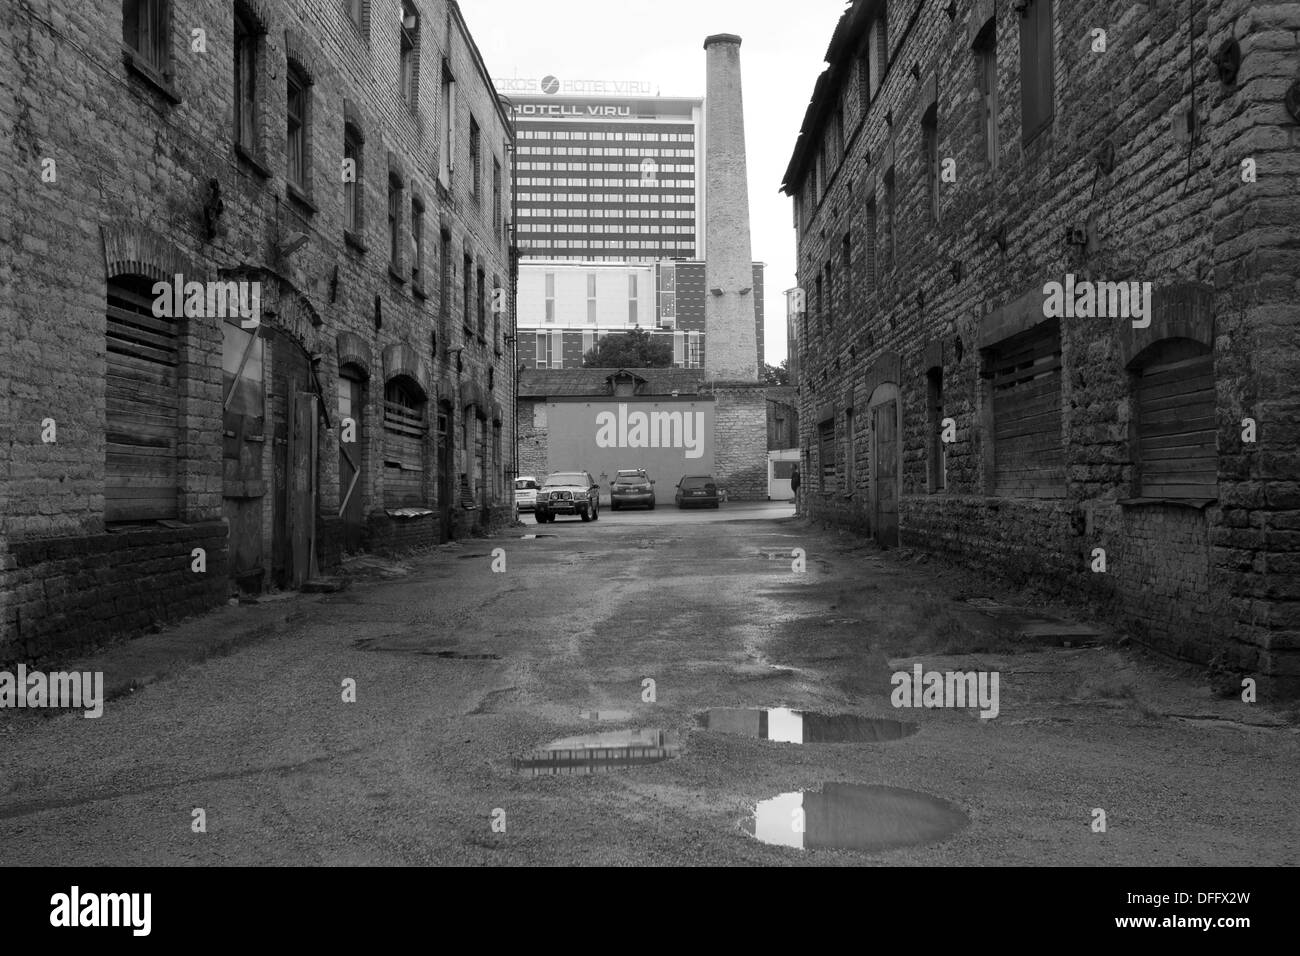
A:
[[535, 471, 601, 523]]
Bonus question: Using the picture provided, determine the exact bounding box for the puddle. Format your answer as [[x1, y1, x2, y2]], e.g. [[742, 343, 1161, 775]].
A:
[[578, 709, 633, 721], [513, 729, 681, 776], [519, 534, 559, 539], [751, 783, 968, 852], [703, 708, 916, 744], [456, 554, 491, 560], [432, 651, 502, 660]]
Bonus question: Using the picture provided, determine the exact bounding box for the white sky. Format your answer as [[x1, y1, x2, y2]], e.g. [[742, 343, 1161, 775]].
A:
[[461, 0, 849, 365]]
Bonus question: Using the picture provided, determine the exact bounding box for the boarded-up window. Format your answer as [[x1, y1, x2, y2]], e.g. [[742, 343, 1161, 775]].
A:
[[819, 418, 836, 490], [106, 275, 179, 522], [383, 379, 426, 506], [1134, 340, 1217, 499], [989, 321, 1064, 497], [1019, 0, 1054, 143]]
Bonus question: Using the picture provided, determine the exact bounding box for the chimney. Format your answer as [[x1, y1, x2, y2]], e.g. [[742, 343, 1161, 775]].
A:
[[703, 33, 759, 382]]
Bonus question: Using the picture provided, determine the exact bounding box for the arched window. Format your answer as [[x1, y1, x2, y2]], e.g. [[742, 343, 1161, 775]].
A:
[[106, 275, 180, 522]]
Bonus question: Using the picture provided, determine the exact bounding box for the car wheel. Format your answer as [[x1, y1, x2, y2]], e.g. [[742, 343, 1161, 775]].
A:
[[592, 502, 599, 521], [648, 501, 655, 510], [611, 501, 619, 511], [580, 506, 592, 522], [535, 512, 546, 524]]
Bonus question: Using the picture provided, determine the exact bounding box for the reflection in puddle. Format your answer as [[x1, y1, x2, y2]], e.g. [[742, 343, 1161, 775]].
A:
[[703, 708, 917, 744], [518, 534, 559, 539], [578, 709, 633, 721], [752, 784, 968, 852], [513, 729, 682, 776]]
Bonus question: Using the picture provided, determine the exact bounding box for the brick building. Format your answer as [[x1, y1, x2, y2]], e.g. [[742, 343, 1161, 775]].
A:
[[0, 0, 514, 663], [782, 0, 1300, 693]]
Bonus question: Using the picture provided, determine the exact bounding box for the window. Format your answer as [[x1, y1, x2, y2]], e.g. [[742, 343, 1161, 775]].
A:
[[974, 19, 998, 169], [628, 273, 639, 324], [463, 252, 473, 332], [869, 10, 887, 100], [383, 379, 426, 507], [469, 117, 482, 198], [921, 104, 939, 224], [123, 0, 171, 81], [345, 0, 363, 29], [344, 124, 363, 234], [815, 272, 824, 329], [1132, 340, 1217, 499], [819, 419, 835, 491], [438, 227, 451, 346], [492, 273, 501, 349], [1019, 0, 1055, 143], [106, 275, 179, 522], [987, 320, 1064, 497], [845, 407, 855, 492], [410, 197, 424, 288], [587, 272, 597, 324], [673, 330, 685, 367], [477, 268, 486, 338], [233, 7, 258, 149], [439, 63, 455, 185], [582, 329, 595, 357], [883, 167, 896, 268], [544, 272, 555, 323], [857, 41, 871, 114], [842, 232, 852, 315], [388, 174, 403, 270], [687, 330, 700, 368], [492, 423, 502, 502], [286, 65, 310, 193], [865, 198, 878, 295], [537, 330, 562, 368], [927, 367, 946, 492], [400, 1, 419, 107], [492, 158, 502, 236]]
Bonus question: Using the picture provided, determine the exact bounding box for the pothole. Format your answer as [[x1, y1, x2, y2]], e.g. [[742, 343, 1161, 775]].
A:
[[513, 729, 682, 776], [750, 783, 968, 852], [701, 708, 916, 743]]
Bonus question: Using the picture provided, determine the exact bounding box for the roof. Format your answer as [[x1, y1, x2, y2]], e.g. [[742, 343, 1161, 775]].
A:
[[781, 0, 879, 195], [519, 367, 711, 398]]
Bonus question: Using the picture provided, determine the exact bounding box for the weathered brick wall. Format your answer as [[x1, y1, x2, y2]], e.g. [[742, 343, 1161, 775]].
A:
[[517, 400, 549, 477], [790, 0, 1300, 691], [713, 384, 769, 500], [0, 0, 512, 660]]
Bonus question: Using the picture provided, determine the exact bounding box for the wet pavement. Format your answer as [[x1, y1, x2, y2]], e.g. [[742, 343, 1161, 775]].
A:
[[1, 502, 1297, 865]]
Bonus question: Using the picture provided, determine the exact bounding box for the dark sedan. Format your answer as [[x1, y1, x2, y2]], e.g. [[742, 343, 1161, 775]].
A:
[[674, 475, 720, 509]]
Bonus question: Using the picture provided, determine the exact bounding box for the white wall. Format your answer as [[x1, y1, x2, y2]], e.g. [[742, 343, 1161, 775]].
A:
[[518, 262, 657, 330]]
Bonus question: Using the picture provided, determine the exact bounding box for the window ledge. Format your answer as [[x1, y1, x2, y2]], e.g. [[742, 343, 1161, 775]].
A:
[[388, 264, 407, 285], [1118, 497, 1216, 511], [412, 283, 429, 300], [122, 48, 181, 103], [344, 229, 368, 254], [286, 182, 317, 214], [235, 142, 272, 179]]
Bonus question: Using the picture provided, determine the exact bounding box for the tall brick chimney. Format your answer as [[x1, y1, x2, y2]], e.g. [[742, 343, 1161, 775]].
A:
[[703, 34, 759, 382]]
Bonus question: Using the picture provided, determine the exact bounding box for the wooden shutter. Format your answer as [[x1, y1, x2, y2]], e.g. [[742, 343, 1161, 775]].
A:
[[383, 381, 426, 506], [106, 277, 179, 521], [991, 321, 1064, 498], [1136, 341, 1217, 499]]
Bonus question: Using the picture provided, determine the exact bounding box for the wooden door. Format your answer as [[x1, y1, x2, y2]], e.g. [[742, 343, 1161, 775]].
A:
[[270, 330, 313, 588], [873, 401, 899, 547], [338, 375, 364, 552], [221, 321, 265, 592], [287, 391, 316, 588], [438, 407, 454, 540]]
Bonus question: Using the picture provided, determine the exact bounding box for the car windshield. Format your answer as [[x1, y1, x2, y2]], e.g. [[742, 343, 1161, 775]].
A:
[[544, 473, 587, 487], [680, 477, 714, 489], [614, 476, 644, 485], [515, 479, 537, 490]]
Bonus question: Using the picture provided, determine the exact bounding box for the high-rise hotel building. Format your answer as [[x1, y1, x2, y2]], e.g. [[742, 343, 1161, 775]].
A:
[[505, 92, 705, 261]]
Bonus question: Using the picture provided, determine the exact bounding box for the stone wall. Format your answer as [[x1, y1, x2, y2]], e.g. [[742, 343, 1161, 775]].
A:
[[788, 0, 1300, 693], [713, 384, 769, 501]]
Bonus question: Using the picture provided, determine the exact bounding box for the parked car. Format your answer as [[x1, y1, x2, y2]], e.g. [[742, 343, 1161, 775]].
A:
[[611, 471, 655, 510], [675, 475, 720, 509], [514, 476, 539, 513], [535, 471, 601, 523]]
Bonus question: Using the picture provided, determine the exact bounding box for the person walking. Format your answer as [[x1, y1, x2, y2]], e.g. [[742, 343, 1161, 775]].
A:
[[790, 464, 801, 516]]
